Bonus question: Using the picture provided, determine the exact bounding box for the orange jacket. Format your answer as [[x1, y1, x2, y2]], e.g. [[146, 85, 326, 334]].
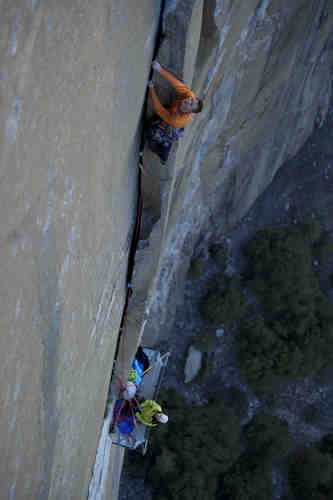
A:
[[150, 68, 196, 129]]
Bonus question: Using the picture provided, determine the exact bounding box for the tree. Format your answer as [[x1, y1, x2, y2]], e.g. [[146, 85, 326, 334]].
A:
[[289, 446, 333, 499], [245, 413, 292, 463], [139, 390, 243, 500], [222, 456, 273, 500], [199, 277, 246, 325], [236, 225, 333, 393]]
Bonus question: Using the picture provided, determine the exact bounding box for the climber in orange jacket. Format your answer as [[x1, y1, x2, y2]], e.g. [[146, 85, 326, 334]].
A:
[[145, 60, 203, 164]]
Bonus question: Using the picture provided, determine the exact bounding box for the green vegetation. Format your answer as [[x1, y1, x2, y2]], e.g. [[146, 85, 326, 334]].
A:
[[126, 389, 243, 500], [210, 243, 228, 271], [221, 413, 292, 500], [236, 226, 333, 392], [195, 353, 214, 382], [288, 435, 333, 500], [302, 217, 323, 243], [190, 329, 216, 352], [222, 457, 274, 500], [125, 392, 295, 500], [147, 390, 243, 499], [125, 222, 333, 500], [302, 403, 323, 425], [244, 412, 292, 463], [189, 257, 207, 278], [199, 277, 246, 325], [313, 230, 333, 264]]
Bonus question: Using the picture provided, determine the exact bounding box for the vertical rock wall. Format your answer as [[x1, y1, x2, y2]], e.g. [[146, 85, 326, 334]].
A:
[[0, 1, 159, 498], [126, 0, 333, 348]]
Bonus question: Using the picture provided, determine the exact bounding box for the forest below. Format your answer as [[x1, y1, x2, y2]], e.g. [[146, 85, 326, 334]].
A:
[[124, 220, 333, 500]]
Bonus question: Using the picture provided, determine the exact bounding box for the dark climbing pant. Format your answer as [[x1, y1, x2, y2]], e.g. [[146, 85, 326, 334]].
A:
[[145, 115, 184, 164]]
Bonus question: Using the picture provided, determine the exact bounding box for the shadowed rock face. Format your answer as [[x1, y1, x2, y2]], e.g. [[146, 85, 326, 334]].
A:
[[0, 1, 159, 499], [134, 0, 333, 348], [1, 0, 333, 499]]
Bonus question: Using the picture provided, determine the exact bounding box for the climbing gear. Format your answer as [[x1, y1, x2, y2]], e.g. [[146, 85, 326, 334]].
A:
[[142, 351, 170, 377], [110, 0, 169, 451], [112, 399, 137, 435], [111, 349, 170, 453]]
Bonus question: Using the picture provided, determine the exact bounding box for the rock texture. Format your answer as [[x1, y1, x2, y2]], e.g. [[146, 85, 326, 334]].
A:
[[0, 1, 160, 499], [2, 0, 333, 499], [184, 345, 203, 383], [131, 0, 333, 349]]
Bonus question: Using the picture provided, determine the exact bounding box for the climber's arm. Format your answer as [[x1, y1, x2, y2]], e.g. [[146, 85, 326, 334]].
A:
[[149, 86, 173, 122]]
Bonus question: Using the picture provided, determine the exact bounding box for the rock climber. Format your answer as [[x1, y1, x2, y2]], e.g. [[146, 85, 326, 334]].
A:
[[135, 398, 168, 427], [146, 60, 203, 164]]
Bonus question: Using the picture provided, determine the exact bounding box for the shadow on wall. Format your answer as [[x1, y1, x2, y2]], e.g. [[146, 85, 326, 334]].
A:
[[193, 0, 219, 91]]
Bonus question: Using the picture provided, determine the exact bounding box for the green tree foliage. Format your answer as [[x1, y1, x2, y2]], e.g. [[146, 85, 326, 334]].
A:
[[302, 217, 323, 243], [302, 403, 323, 425], [189, 257, 207, 278], [313, 231, 333, 264], [289, 446, 333, 499], [237, 226, 333, 392], [245, 412, 292, 463], [222, 456, 273, 500], [199, 277, 246, 325], [320, 433, 333, 456], [210, 243, 228, 271], [243, 227, 318, 318], [131, 389, 243, 500], [191, 329, 216, 352], [220, 414, 292, 500]]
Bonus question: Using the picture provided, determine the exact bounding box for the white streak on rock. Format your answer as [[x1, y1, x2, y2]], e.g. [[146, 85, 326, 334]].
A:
[[13, 383, 20, 401], [48, 9, 55, 32], [10, 9, 21, 55], [5, 96, 23, 143], [1, 70, 7, 89], [41, 167, 56, 249], [144, 29, 154, 56], [10, 482, 16, 500], [103, 289, 116, 329], [15, 299, 22, 319], [9, 407, 18, 431], [64, 177, 75, 206], [21, 234, 27, 250], [58, 227, 76, 295]]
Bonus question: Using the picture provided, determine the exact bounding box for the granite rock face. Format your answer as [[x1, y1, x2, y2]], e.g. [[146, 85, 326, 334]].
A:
[[184, 345, 203, 383], [2, 0, 333, 499], [0, 1, 160, 499], [135, 0, 333, 348]]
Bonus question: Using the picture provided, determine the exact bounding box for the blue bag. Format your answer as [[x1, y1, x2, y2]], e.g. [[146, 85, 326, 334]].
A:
[[131, 357, 144, 386], [113, 399, 136, 435]]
